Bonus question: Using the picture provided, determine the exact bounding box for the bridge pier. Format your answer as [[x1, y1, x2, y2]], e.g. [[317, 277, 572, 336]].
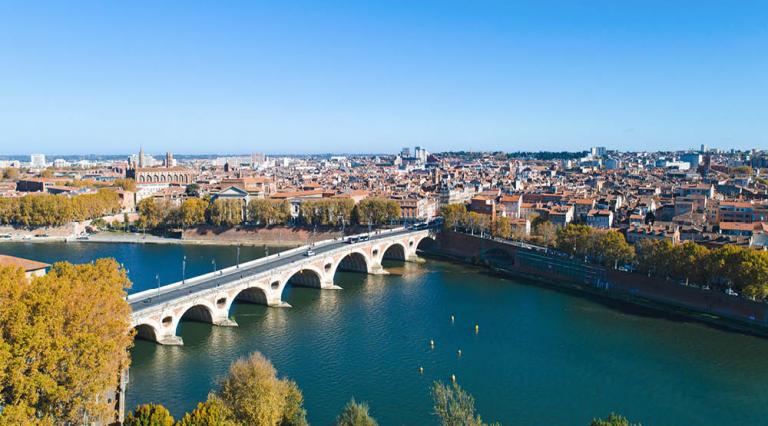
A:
[[368, 262, 390, 275], [157, 334, 184, 346], [321, 276, 343, 290]]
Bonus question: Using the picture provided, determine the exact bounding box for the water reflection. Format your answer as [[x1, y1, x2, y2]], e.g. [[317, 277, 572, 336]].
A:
[[14, 241, 766, 426]]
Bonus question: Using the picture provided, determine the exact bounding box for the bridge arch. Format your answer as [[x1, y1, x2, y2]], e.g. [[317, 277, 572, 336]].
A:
[[279, 266, 325, 301], [381, 242, 407, 261], [415, 235, 437, 252], [335, 250, 369, 274], [176, 302, 216, 334], [233, 286, 269, 306], [134, 323, 159, 343]]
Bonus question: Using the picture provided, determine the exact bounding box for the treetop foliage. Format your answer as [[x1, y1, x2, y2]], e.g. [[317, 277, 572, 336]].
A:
[[0, 259, 133, 425], [0, 189, 121, 227]]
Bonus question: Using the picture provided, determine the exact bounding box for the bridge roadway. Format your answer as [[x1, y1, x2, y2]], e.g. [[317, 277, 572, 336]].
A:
[[129, 227, 434, 344]]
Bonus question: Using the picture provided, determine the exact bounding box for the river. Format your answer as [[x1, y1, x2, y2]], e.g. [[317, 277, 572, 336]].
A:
[[3, 241, 768, 425]]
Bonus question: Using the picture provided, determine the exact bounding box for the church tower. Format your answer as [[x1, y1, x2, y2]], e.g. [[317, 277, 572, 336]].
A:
[[138, 147, 145, 168]]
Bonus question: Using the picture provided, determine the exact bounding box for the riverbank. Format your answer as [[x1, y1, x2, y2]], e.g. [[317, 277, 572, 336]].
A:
[[423, 231, 768, 338]]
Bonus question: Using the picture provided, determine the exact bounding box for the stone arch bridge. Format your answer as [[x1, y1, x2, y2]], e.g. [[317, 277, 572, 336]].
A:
[[129, 228, 434, 345]]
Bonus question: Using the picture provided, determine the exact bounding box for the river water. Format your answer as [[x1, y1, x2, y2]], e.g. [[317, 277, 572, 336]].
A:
[[3, 241, 768, 425]]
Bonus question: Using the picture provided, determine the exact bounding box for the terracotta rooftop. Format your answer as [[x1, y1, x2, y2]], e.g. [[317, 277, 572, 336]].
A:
[[0, 255, 50, 272]]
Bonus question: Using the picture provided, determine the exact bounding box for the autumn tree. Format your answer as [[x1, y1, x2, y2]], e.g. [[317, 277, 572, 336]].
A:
[[179, 198, 208, 229], [531, 220, 557, 247], [137, 198, 165, 230], [466, 212, 490, 235], [206, 199, 244, 227], [249, 199, 292, 226], [114, 178, 137, 192], [440, 204, 468, 231], [40, 168, 54, 178], [0, 259, 133, 424], [175, 395, 237, 426], [217, 352, 307, 426], [124, 404, 174, 426], [335, 399, 378, 426], [354, 198, 401, 226], [491, 216, 512, 239], [588, 231, 635, 268]]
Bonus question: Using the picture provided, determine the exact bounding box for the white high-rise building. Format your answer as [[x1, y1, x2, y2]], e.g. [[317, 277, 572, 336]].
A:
[[30, 154, 46, 169], [414, 146, 429, 163]]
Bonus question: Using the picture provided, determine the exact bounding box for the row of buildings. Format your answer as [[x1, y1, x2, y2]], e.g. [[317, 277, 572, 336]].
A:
[[3, 147, 768, 248]]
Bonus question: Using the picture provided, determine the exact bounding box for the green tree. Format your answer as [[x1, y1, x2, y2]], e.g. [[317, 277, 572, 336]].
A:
[[125, 404, 175, 426], [0, 259, 133, 424], [185, 183, 201, 197], [218, 352, 307, 426], [335, 399, 377, 426], [431, 381, 496, 426], [175, 395, 237, 426], [556, 224, 593, 256], [589, 412, 641, 426]]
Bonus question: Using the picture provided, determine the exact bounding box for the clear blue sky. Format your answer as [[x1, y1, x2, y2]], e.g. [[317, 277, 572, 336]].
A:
[[0, 1, 766, 155]]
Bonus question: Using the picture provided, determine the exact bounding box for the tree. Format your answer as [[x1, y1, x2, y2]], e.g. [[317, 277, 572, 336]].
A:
[[440, 204, 468, 231], [185, 183, 201, 197], [249, 199, 292, 226], [532, 220, 556, 247], [467, 212, 490, 235], [589, 412, 641, 426], [335, 399, 378, 426], [280, 380, 308, 426], [138, 198, 165, 230], [218, 352, 307, 426], [669, 241, 708, 284], [176, 395, 237, 426], [114, 178, 137, 192], [589, 231, 635, 268], [40, 168, 54, 178], [355, 199, 401, 226], [1, 167, 19, 181], [179, 198, 208, 229], [0, 259, 133, 424], [124, 404, 174, 426], [556, 224, 593, 256], [207, 199, 244, 227], [431, 381, 496, 426], [491, 216, 512, 239]]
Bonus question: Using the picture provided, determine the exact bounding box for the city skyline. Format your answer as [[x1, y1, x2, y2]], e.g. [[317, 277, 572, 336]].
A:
[[1, 1, 766, 154]]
